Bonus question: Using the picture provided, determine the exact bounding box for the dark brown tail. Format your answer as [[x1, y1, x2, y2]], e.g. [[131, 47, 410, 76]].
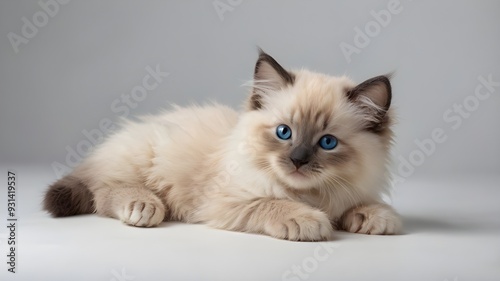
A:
[[43, 175, 95, 217]]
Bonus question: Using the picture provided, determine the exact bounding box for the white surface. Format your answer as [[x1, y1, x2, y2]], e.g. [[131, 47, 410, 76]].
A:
[[0, 166, 499, 281]]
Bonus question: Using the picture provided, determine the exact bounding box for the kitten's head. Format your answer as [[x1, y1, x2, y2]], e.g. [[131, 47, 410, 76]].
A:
[[239, 50, 393, 192]]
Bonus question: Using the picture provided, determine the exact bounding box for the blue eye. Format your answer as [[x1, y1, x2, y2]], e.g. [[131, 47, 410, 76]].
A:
[[319, 135, 338, 150], [276, 124, 292, 140]]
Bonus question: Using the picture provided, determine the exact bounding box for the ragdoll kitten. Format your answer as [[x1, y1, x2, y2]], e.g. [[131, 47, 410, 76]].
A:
[[44, 51, 402, 241]]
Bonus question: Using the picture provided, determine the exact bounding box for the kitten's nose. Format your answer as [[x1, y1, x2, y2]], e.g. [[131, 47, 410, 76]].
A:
[[290, 145, 312, 169], [290, 157, 309, 169]]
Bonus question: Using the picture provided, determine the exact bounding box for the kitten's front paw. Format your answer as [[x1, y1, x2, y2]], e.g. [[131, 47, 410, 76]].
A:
[[121, 199, 165, 227], [340, 204, 401, 235], [265, 209, 334, 241]]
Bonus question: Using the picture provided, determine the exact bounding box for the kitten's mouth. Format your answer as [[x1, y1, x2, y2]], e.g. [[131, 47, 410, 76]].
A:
[[290, 169, 307, 178]]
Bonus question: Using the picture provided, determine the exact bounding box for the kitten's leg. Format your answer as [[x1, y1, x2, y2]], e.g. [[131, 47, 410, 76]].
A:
[[339, 203, 402, 235], [204, 198, 334, 241], [93, 185, 166, 227]]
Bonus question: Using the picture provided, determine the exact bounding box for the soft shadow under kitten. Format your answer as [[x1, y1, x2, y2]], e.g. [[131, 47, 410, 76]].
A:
[[44, 50, 401, 241]]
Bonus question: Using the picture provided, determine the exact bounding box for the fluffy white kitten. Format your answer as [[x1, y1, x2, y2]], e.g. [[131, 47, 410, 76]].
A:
[[44, 51, 401, 241]]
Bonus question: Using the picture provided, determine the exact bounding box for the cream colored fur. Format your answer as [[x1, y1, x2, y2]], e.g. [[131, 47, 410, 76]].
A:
[[48, 54, 402, 241]]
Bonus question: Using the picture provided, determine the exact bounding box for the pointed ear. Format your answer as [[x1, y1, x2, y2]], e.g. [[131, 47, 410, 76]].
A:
[[247, 50, 295, 110], [346, 75, 392, 132]]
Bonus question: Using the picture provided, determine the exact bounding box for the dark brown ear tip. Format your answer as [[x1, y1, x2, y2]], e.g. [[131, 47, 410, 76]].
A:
[[384, 71, 396, 80], [377, 75, 392, 109], [346, 74, 394, 133], [257, 47, 274, 60], [257, 47, 266, 56], [256, 50, 273, 65], [372, 75, 392, 87], [366, 75, 392, 97], [377, 75, 392, 104], [382, 76, 392, 89]]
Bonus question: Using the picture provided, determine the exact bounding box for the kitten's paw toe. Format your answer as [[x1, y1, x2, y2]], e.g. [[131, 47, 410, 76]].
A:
[[341, 204, 401, 235], [122, 200, 165, 227], [267, 209, 334, 241]]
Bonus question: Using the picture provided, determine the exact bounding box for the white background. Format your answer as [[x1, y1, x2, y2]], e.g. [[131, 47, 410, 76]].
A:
[[0, 1, 499, 281]]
